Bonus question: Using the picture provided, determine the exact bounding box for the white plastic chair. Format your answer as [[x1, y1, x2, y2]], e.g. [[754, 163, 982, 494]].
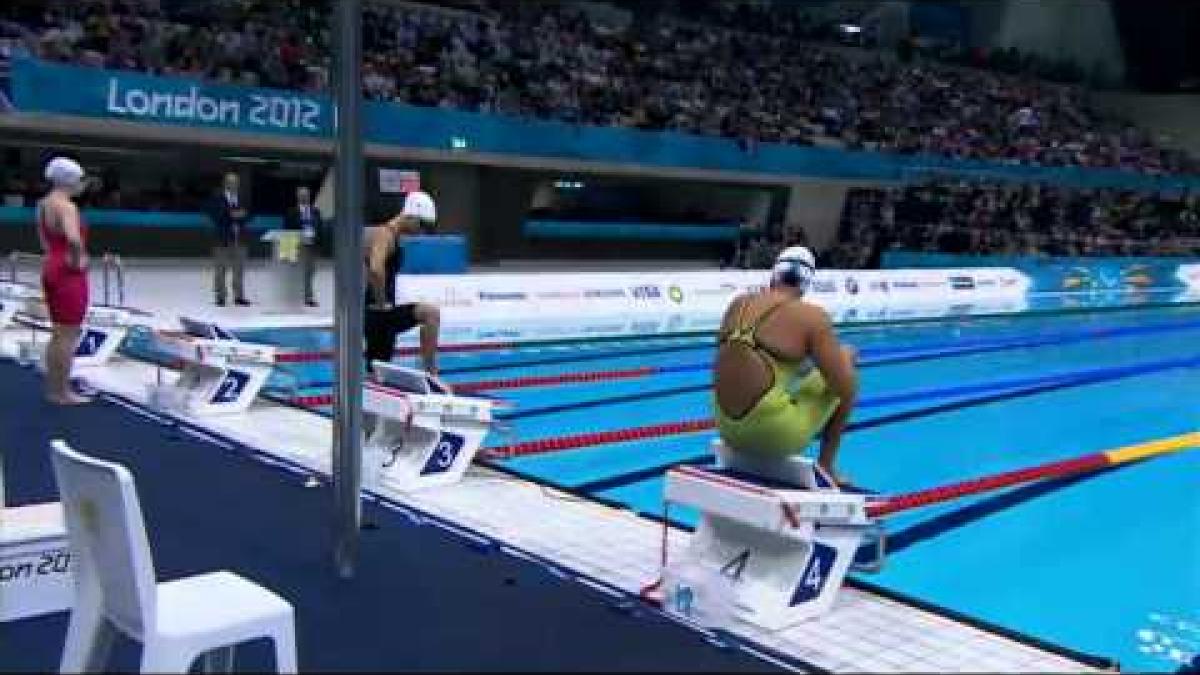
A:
[[50, 440, 298, 674]]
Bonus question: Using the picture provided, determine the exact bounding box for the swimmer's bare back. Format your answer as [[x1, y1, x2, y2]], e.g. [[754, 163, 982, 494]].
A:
[[714, 290, 850, 419]]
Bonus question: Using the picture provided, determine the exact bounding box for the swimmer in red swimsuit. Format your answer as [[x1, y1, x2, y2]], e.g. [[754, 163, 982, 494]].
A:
[[37, 157, 91, 405]]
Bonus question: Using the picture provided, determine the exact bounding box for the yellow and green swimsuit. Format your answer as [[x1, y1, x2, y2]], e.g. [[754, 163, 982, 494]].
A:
[[714, 299, 841, 458]]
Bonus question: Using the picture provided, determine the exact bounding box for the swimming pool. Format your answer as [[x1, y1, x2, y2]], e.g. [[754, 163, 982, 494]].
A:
[[126, 300, 1200, 671]]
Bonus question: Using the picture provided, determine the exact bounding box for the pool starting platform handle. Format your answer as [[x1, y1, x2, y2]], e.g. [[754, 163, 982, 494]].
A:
[[1, 283, 142, 367], [0, 281, 39, 330], [362, 363, 498, 493], [0, 502, 73, 622], [148, 319, 276, 416], [659, 441, 880, 632]]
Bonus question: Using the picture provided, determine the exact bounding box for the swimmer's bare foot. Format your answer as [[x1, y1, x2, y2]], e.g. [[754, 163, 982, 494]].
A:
[[46, 392, 94, 406]]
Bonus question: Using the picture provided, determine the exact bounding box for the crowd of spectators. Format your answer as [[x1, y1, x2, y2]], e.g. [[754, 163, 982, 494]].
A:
[[1, 0, 1195, 176], [2, 167, 210, 212], [828, 179, 1200, 267]]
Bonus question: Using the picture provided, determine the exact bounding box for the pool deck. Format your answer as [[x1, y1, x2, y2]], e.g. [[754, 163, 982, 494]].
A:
[[0, 262, 1118, 673]]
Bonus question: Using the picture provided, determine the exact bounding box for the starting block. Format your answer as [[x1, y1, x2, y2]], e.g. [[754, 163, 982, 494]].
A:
[[69, 305, 137, 367], [0, 282, 39, 330], [660, 440, 883, 631], [147, 317, 276, 415], [363, 362, 500, 492], [1, 280, 140, 367]]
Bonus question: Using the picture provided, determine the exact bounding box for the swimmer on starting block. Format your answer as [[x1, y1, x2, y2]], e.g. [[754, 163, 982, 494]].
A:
[[364, 190, 442, 378], [713, 246, 858, 483], [37, 158, 93, 406]]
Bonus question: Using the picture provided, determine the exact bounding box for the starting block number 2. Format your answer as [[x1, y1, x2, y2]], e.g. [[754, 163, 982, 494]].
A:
[[210, 371, 251, 405]]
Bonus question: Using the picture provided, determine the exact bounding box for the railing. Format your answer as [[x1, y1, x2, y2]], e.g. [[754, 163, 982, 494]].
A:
[[5, 250, 129, 306]]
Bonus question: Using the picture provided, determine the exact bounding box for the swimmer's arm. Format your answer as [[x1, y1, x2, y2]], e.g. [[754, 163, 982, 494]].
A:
[[808, 309, 857, 477], [717, 294, 748, 340], [383, 214, 421, 234], [59, 203, 87, 271], [808, 309, 856, 405], [367, 230, 393, 307]]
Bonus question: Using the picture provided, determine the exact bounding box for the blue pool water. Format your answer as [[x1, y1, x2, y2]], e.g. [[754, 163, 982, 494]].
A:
[[126, 301, 1200, 671]]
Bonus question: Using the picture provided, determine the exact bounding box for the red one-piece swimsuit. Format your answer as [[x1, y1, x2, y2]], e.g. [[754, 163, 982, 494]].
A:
[[39, 205, 89, 326]]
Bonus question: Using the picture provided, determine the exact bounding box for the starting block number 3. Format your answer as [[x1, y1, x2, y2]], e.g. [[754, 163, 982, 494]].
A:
[[420, 432, 465, 476]]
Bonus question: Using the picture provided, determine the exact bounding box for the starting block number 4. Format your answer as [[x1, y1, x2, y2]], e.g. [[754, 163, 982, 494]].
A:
[[790, 542, 836, 606]]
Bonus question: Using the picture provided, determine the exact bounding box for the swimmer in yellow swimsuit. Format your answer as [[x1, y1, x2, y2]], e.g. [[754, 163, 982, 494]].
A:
[[714, 246, 858, 482]]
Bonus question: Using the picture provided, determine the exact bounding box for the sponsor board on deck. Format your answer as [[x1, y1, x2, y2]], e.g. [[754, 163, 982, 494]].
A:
[[631, 285, 663, 301], [393, 268, 1030, 321], [1176, 264, 1200, 291], [584, 288, 627, 299], [477, 291, 527, 302]]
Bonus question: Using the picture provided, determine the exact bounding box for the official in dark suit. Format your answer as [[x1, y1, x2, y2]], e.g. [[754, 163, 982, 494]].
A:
[[208, 172, 251, 306], [283, 185, 323, 307]]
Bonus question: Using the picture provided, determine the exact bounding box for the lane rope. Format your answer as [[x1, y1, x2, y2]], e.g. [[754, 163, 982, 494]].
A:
[[865, 432, 1200, 518], [259, 299, 1200, 367], [482, 353, 1200, 462], [455, 316, 1200, 391], [278, 317, 1200, 405]]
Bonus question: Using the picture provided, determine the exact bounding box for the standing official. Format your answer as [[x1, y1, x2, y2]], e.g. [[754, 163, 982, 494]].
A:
[[209, 172, 252, 306], [284, 185, 323, 307]]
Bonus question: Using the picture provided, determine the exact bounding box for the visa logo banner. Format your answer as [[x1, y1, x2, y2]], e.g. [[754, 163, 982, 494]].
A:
[[631, 285, 662, 300]]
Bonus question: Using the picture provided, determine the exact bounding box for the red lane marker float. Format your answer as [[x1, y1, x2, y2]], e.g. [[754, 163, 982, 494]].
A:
[[866, 431, 1200, 518], [482, 418, 714, 459], [280, 366, 660, 403], [290, 393, 334, 407], [866, 454, 1108, 518], [286, 391, 515, 409], [276, 341, 521, 364], [455, 366, 657, 393]]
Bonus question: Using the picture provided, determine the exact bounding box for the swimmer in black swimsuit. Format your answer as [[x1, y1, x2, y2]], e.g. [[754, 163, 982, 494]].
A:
[[364, 191, 441, 378]]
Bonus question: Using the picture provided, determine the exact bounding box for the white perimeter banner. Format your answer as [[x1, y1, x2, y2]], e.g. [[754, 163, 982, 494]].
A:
[[409, 295, 1031, 346], [393, 268, 1031, 321], [1177, 264, 1200, 291]]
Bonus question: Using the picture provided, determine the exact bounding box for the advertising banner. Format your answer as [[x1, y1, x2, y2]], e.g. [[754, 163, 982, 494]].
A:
[[12, 58, 1200, 192], [399, 294, 1031, 347], [11, 58, 332, 137], [884, 252, 1200, 295], [392, 268, 1030, 322]]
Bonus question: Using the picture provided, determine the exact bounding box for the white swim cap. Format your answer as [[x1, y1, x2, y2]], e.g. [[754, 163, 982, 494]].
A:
[[44, 157, 85, 188], [772, 246, 817, 291], [401, 190, 437, 223]]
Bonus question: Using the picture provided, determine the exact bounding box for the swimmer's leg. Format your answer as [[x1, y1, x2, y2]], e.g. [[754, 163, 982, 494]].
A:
[[364, 309, 401, 378], [817, 345, 857, 484], [412, 302, 441, 377], [45, 324, 91, 405]]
